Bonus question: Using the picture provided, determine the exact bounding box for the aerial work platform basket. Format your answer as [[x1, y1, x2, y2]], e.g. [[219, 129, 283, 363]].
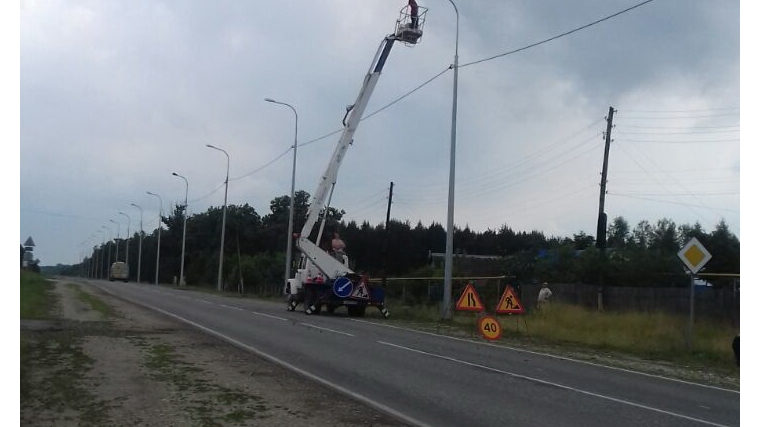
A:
[[395, 3, 428, 45]]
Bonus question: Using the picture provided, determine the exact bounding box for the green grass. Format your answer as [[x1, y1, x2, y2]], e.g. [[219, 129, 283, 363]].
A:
[[142, 342, 269, 425], [513, 303, 736, 367], [381, 298, 737, 371], [20, 270, 57, 319], [67, 283, 114, 317]]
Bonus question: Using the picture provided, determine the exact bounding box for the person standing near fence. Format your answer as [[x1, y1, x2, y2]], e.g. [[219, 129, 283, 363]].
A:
[[537, 282, 552, 309]]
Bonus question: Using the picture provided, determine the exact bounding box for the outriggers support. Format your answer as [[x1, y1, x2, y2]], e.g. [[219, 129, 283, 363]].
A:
[[285, 5, 428, 316]]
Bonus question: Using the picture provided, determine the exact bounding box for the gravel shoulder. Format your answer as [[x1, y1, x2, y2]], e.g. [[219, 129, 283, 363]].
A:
[[20, 280, 409, 427]]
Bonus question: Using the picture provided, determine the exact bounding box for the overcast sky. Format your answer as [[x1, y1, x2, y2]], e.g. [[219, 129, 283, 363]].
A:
[[17, 0, 742, 266]]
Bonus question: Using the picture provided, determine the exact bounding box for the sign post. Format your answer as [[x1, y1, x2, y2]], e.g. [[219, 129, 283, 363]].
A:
[[677, 237, 712, 350]]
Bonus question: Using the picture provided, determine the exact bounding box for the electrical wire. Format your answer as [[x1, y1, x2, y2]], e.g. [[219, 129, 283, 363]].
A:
[[459, 0, 656, 68], [608, 193, 739, 213]]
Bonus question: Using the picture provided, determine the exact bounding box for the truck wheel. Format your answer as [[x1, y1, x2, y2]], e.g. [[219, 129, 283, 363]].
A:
[[286, 294, 298, 311], [347, 306, 366, 317], [304, 288, 321, 315]]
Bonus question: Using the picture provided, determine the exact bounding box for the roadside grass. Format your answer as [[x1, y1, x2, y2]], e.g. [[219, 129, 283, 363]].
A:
[[143, 342, 270, 425], [20, 269, 56, 319], [378, 298, 737, 372], [516, 303, 735, 368], [20, 272, 111, 426], [67, 283, 114, 318]]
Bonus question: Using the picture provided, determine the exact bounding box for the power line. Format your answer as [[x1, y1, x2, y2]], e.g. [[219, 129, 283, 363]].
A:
[[460, 0, 656, 68], [619, 107, 739, 113], [213, 0, 660, 182], [616, 124, 739, 130], [616, 138, 739, 144], [615, 113, 738, 120], [608, 193, 739, 213]]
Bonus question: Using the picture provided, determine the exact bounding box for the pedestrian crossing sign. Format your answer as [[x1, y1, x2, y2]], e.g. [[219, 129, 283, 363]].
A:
[[455, 283, 485, 312], [495, 286, 525, 314]]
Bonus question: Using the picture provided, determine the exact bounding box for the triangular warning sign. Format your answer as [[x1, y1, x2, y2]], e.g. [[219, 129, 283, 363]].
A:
[[495, 286, 525, 314], [350, 280, 371, 300], [455, 283, 485, 312]]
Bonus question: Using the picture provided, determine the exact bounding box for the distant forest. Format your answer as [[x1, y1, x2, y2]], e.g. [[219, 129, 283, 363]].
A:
[[59, 190, 739, 290]]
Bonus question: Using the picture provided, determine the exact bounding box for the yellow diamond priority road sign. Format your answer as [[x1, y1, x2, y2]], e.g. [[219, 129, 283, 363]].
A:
[[678, 237, 712, 274]]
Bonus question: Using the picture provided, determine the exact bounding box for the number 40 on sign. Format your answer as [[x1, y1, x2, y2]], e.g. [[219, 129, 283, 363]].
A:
[[478, 315, 502, 341]]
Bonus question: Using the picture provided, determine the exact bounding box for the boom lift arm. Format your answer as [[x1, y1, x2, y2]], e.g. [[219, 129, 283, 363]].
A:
[[295, 6, 427, 281]]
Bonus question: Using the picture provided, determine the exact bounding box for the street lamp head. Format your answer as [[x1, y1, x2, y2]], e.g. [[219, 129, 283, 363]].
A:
[[264, 98, 275, 102], [172, 172, 178, 176]]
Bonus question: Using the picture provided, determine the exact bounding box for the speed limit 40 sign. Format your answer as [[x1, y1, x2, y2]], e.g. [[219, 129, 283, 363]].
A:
[[477, 315, 502, 341]]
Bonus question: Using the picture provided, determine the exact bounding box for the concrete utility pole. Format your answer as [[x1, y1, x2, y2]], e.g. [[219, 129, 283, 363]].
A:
[[596, 106, 615, 311], [382, 182, 394, 288]]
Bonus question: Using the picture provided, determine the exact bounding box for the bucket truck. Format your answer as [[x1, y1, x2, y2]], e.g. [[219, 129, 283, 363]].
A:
[[284, 5, 427, 317]]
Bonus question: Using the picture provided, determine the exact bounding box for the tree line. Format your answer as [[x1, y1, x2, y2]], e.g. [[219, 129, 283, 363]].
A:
[[66, 190, 740, 290]]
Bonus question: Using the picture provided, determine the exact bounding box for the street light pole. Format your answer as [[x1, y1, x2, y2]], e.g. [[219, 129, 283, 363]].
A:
[[101, 225, 112, 278], [442, 0, 460, 320], [96, 229, 105, 279], [109, 219, 120, 262], [172, 172, 189, 286], [264, 97, 299, 287], [119, 211, 131, 270], [206, 144, 229, 292], [130, 203, 144, 283], [147, 191, 163, 285]]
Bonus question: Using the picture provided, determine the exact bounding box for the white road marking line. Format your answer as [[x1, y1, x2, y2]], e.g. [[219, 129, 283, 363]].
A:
[[219, 304, 243, 311], [378, 341, 733, 427], [300, 323, 355, 337], [349, 318, 738, 394], [250, 311, 288, 321]]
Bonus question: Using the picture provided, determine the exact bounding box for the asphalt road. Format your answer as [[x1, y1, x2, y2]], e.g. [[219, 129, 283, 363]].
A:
[[85, 279, 739, 427]]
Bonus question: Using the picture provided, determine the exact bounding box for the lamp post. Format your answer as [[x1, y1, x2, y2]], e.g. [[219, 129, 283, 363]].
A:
[[172, 172, 189, 286], [442, 0, 460, 320], [101, 225, 112, 278], [264, 97, 299, 287], [97, 229, 105, 279], [109, 219, 120, 262], [206, 144, 229, 292], [147, 191, 163, 285], [119, 211, 131, 269], [130, 203, 144, 283]]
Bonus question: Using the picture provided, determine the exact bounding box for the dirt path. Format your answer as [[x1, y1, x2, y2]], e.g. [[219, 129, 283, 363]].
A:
[[20, 280, 409, 427]]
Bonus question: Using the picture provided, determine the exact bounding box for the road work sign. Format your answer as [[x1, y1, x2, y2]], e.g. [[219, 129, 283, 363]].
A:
[[350, 280, 370, 300], [477, 315, 502, 341], [495, 286, 525, 314], [455, 283, 485, 312], [678, 237, 712, 274]]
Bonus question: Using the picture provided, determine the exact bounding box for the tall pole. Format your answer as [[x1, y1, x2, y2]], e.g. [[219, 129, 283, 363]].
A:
[[442, 0, 459, 320], [264, 98, 299, 287], [109, 219, 120, 262], [382, 182, 394, 288], [102, 225, 112, 277], [119, 211, 131, 268], [147, 191, 163, 285], [206, 144, 229, 291], [96, 229, 104, 279], [172, 172, 189, 286], [596, 106, 615, 311], [131, 203, 144, 283]]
